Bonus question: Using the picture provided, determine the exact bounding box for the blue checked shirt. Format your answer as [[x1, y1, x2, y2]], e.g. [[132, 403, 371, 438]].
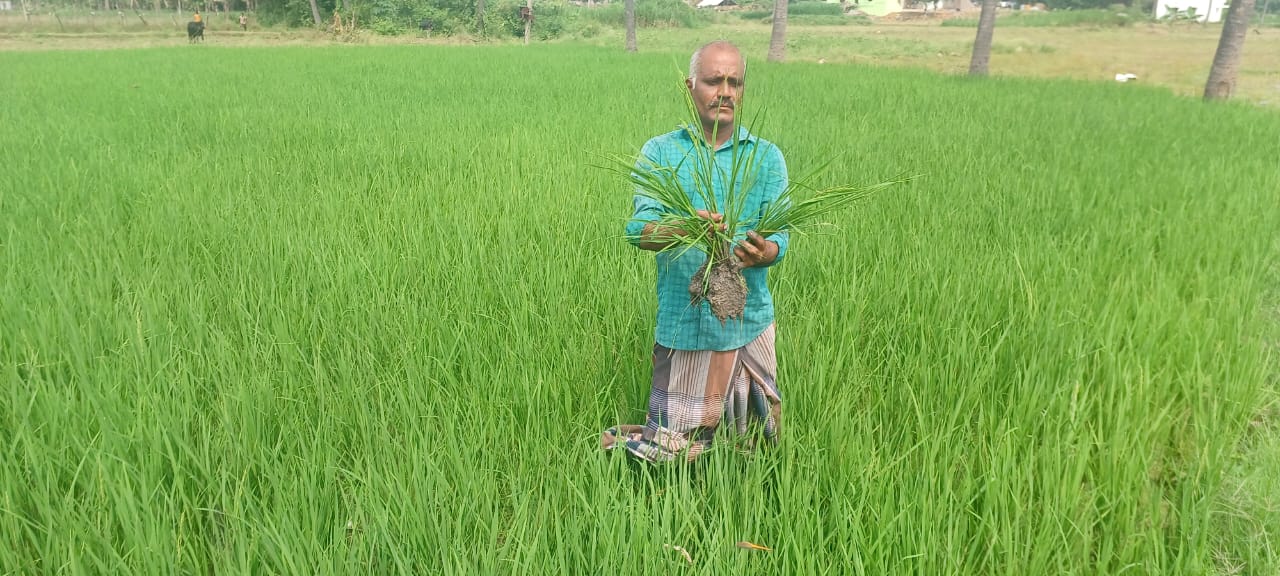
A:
[[625, 125, 790, 352]]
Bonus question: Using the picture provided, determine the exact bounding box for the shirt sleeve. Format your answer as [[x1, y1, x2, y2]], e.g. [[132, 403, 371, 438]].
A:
[[760, 144, 789, 266], [625, 140, 665, 247]]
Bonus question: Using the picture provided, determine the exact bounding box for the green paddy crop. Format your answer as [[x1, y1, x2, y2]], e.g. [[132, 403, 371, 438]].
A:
[[1, 44, 1277, 574]]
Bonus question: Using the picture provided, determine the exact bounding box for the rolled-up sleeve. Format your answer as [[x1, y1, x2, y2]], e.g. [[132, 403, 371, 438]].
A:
[[760, 144, 789, 266], [625, 141, 664, 247]]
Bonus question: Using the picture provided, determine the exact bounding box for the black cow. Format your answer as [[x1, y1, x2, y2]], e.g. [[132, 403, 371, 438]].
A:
[[187, 21, 204, 42]]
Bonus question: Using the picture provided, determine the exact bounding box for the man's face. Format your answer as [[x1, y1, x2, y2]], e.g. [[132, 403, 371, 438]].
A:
[[686, 46, 745, 136]]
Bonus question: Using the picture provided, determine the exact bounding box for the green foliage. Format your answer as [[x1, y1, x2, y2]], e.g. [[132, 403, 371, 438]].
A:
[[1041, 0, 1127, 9], [788, 1, 844, 15], [787, 13, 870, 24], [323, 0, 466, 36], [490, 0, 567, 38], [256, 0, 338, 27], [252, 0, 472, 32], [574, 20, 603, 37], [370, 17, 407, 34], [738, 1, 849, 20], [578, 0, 711, 28]]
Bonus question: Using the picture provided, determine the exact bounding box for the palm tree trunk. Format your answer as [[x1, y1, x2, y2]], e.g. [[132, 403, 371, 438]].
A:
[[767, 0, 788, 62], [476, 0, 485, 35], [968, 0, 997, 76], [523, 0, 532, 45], [624, 0, 636, 52], [307, 0, 322, 27], [1204, 0, 1256, 100]]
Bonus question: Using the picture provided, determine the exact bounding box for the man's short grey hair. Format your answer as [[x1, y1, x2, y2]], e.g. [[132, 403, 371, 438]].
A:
[[688, 40, 746, 88]]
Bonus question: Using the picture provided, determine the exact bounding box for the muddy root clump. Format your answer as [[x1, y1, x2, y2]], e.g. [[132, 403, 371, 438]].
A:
[[689, 254, 747, 323]]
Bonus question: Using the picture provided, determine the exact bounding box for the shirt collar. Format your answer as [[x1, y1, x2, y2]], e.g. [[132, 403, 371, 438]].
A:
[[678, 124, 757, 150]]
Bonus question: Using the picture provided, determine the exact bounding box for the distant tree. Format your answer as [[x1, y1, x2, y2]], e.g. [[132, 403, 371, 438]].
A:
[[307, 0, 321, 25], [477, 0, 485, 34], [969, 0, 997, 76], [767, 0, 787, 62], [521, 0, 531, 44], [1204, 0, 1256, 100]]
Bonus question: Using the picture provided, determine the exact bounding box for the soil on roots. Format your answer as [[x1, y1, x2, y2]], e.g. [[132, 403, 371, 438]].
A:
[[690, 253, 747, 323]]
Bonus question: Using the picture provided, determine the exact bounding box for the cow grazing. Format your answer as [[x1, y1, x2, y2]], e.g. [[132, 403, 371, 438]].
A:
[[187, 21, 204, 42]]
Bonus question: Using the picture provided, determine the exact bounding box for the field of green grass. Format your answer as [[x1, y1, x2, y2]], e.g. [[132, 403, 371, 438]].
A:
[[941, 8, 1280, 27], [941, 8, 1145, 27], [2, 44, 1278, 573]]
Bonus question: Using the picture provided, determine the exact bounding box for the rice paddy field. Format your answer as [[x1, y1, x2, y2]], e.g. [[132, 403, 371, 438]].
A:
[[2, 44, 1279, 574]]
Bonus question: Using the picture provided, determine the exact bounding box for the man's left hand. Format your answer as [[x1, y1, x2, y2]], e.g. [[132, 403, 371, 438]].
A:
[[734, 231, 779, 268]]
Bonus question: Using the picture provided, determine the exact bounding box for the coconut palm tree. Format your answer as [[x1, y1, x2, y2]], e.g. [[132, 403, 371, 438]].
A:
[[969, 0, 997, 76], [307, 0, 321, 27], [768, 0, 788, 62], [625, 0, 636, 52], [1204, 0, 1257, 100]]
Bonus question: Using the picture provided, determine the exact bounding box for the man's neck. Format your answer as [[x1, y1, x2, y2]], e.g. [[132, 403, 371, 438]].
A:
[[701, 123, 735, 149]]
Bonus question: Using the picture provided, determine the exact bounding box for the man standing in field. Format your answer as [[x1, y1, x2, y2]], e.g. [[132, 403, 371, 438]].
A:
[[601, 41, 790, 463]]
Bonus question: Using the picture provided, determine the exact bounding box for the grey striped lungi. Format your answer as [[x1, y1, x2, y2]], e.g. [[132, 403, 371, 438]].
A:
[[601, 324, 782, 462]]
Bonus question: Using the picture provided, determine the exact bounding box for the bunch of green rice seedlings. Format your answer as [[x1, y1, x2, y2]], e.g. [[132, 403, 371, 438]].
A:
[[607, 80, 918, 322]]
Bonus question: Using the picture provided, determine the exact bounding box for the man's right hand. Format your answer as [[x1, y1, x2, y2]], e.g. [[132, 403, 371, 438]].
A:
[[638, 210, 724, 252]]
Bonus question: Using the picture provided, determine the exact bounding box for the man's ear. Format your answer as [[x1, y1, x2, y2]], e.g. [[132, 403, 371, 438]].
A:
[[685, 77, 694, 92]]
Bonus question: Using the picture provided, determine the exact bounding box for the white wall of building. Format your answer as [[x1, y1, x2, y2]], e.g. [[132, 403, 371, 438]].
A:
[[1156, 0, 1227, 22]]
